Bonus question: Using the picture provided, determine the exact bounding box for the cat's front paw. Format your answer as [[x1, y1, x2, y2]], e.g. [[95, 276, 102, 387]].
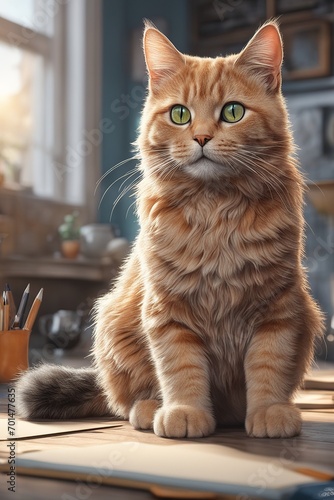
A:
[[246, 403, 301, 438], [129, 399, 160, 430], [153, 405, 215, 438]]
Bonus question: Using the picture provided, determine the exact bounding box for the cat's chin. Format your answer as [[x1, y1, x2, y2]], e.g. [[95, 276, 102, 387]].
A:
[[183, 158, 229, 181]]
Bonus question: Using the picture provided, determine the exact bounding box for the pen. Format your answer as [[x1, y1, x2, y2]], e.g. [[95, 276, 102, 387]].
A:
[[12, 314, 20, 329], [14, 283, 30, 329], [23, 288, 43, 331]]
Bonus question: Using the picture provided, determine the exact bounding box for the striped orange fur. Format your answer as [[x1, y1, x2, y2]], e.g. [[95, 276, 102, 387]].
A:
[[92, 21, 324, 438], [16, 21, 324, 438]]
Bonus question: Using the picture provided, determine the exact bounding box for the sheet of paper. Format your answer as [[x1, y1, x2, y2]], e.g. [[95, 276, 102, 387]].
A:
[[294, 391, 334, 409], [0, 417, 121, 441], [304, 369, 334, 390], [8, 441, 316, 499]]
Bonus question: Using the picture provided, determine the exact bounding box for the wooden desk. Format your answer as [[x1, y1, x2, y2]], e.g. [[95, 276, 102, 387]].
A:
[[0, 386, 333, 500]]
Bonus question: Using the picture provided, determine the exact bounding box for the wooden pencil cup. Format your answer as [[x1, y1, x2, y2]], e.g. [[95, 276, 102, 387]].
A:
[[0, 329, 31, 383]]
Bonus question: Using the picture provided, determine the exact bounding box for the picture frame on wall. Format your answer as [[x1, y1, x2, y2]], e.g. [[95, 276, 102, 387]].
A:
[[277, 0, 322, 14], [281, 20, 331, 80]]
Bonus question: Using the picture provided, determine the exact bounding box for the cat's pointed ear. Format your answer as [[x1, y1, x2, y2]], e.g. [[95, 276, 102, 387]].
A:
[[235, 22, 283, 92], [143, 22, 185, 88]]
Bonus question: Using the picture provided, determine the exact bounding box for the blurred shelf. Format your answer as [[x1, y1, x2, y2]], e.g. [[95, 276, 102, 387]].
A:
[[0, 255, 118, 282], [307, 180, 334, 216], [283, 77, 334, 95]]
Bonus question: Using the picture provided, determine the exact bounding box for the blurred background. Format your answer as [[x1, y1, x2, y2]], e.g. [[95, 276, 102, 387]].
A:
[[0, 0, 333, 366]]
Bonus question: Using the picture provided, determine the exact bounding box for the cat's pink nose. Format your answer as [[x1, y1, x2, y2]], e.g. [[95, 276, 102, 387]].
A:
[[193, 135, 212, 147]]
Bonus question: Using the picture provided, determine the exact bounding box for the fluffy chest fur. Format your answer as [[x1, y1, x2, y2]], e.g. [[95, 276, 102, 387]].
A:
[[137, 178, 302, 414], [139, 179, 298, 330]]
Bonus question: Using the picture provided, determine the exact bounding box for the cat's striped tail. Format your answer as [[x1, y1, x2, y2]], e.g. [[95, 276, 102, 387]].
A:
[[15, 364, 110, 419]]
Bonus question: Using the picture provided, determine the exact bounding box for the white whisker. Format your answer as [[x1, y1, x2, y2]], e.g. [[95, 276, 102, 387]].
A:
[[95, 156, 139, 195], [118, 169, 141, 193], [98, 168, 140, 210], [109, 174, 142, 222], [126, 200, 138, 219], [232, 151, 296, 214]]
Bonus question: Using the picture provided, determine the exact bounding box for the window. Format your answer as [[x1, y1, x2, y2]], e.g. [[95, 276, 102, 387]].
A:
[[0, 1, 101, 216]]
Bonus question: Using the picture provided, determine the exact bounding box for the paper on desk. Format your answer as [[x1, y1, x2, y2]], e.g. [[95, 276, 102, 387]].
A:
[[304, 369, 334, 390], [0, 417, 121, 441], [7, 441, 317, 499], [294, 390, 334, 409]]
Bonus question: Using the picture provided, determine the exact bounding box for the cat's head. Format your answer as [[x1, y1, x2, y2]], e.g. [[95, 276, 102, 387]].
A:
[[138, 21, 294, 186]]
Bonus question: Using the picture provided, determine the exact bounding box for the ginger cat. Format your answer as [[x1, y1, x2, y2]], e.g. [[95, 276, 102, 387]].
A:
[[16, 21, 324, 439]]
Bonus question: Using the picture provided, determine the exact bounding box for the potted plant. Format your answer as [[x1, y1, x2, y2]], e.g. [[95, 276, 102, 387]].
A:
[[58, 212, 81, 259]]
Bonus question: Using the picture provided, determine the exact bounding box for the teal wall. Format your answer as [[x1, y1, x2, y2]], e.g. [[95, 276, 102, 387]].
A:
[[99, 0, 189, 240]]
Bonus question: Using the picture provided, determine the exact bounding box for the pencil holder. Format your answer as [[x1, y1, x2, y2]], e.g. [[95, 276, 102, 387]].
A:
[[0, 329, 31, 383]]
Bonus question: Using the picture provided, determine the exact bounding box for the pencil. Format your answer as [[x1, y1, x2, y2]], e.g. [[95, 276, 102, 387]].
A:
[[294, 467, 334, 481], [5, 283, 16, 326], [15, 283, 30, 329], [23, 288, 43, 331], [0, 298, 3, 331], [3, 292, 9, 331]]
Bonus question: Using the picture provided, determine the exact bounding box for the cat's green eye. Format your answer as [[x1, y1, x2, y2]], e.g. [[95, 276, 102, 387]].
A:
[[170, 105, 191, 125], [221, 102, 245, 123]]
